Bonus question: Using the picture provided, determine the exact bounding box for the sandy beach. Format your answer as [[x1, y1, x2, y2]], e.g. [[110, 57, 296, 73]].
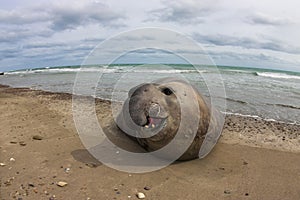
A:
[[0, 84, 300, 200]]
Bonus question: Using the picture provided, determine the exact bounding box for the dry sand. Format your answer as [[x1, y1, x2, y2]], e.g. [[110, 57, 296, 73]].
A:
[[0, 85, 299, 200]]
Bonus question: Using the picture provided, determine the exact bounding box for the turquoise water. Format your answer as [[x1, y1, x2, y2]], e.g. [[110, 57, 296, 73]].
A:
[[0, 64, 299, 124]]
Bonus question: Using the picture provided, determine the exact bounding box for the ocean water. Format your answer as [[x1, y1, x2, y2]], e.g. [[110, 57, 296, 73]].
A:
[[0, 64, 299, 124]]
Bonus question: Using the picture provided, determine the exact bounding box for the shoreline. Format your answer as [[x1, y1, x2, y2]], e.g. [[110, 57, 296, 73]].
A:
[[1, 83, 299, 125], [1, 84, 299, 153], [1, 84, 300, 199]]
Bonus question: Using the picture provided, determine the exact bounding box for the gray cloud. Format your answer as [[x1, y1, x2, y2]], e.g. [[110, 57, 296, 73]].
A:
[[48, 2, 125, 31], [0, 47, 22, 61], [81, 38, 105, 43], [129, 48, 172, 54], [0, 9, 50, 25], [0, 39, 94, 66], [245, 13, 292, 26], [22, 43, 94, 57], [193, 33, 300, 54], [0, 1, 124, 68], [24, 42, 67, 49], [0, 30, 22, 43], [0, 2, 125, 31], [0, 27, 54, 43], [147, 0, 218, 24], [1, 0, 299, 72], [207, 50, 296, 70]]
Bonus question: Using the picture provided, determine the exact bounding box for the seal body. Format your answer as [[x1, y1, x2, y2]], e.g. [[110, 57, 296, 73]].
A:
[[116, 78, 222, 161]]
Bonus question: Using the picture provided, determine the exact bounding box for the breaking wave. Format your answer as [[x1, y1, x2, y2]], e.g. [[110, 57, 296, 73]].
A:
[[5, 66, 199, 75], [255, 72, 300, 80]]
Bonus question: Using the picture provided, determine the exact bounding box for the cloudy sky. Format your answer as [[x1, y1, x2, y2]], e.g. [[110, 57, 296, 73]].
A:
[[1, 0, 300, 72]]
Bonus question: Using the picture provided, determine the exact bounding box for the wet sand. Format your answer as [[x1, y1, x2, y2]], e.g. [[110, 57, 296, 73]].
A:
[[0, 85, 300, 200]]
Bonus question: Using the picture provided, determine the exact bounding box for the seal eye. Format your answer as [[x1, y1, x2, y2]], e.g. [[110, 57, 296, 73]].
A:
[[162, 87, 173, 96]]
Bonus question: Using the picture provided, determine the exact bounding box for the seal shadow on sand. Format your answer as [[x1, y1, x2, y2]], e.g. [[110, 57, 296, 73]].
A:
[[71, 149, 103, 167], [71, 121, 147, 167], [71, 120, 184, 168], [70, 120, 220, 168]]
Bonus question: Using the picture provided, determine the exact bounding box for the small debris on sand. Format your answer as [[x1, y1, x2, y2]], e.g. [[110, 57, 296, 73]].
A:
[[137, 192, 146, 199], [224, 190, 231, 194], [4, 177, 14, 186], [28, 183, 35, 187], [64, 167, 70, 173], [85, 162, 97, 168], [32, 135, 43, 140], [57, 181, 68, 187], [144, 186, 151, 191], [19, 141, 26, 146]]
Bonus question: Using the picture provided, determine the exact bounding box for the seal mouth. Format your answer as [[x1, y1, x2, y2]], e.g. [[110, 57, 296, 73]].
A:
[[143, 116, 167, 130]]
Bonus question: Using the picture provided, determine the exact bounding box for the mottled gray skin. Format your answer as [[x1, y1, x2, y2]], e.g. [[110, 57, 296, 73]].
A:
[[116, 78, 221, 161]]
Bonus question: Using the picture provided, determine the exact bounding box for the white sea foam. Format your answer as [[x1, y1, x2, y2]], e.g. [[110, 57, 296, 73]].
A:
[[256, 72, 300, 80], [223, 111, 300, 125], [128, 69, 198, 73], [6, 67, 199, 75], [5, 67, 123, 75]]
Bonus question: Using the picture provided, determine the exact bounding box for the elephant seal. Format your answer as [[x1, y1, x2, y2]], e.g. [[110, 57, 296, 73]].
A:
[[116, 77, 223, 161]]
